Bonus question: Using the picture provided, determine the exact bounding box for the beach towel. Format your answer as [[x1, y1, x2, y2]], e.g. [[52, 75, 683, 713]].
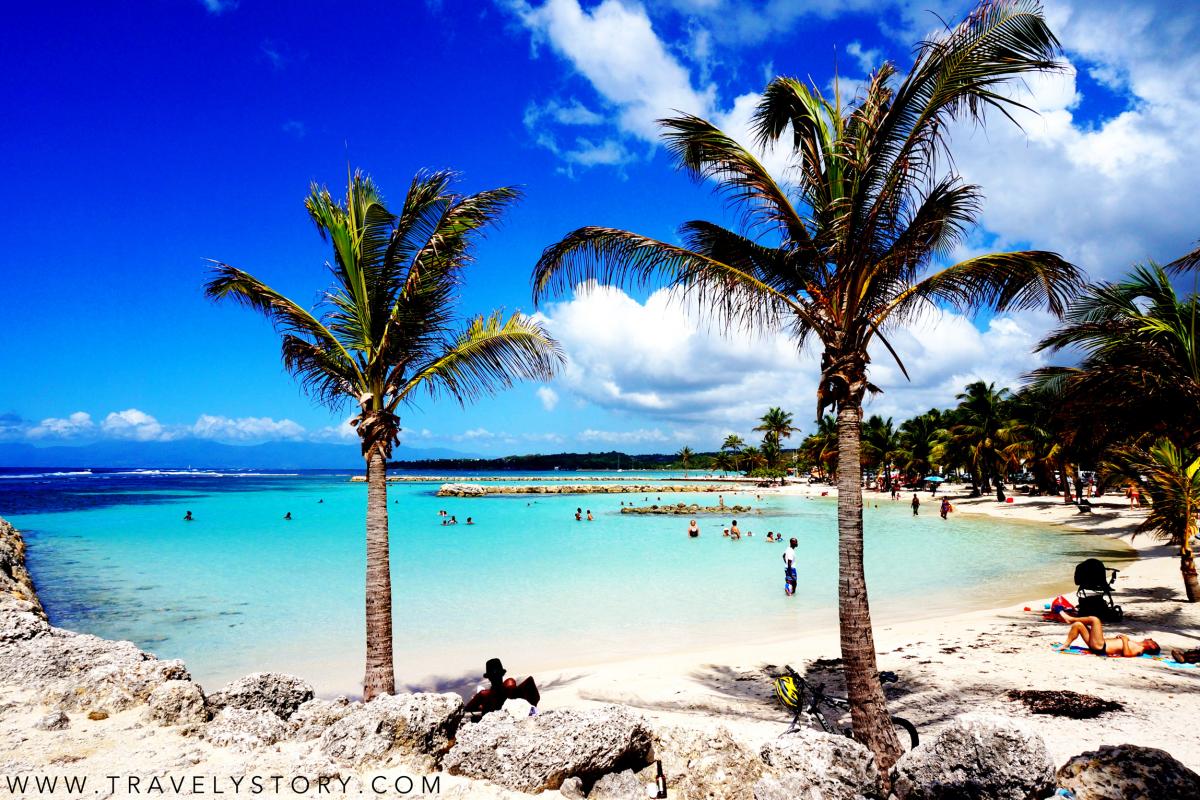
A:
[[1051, 643, 1198, 670]]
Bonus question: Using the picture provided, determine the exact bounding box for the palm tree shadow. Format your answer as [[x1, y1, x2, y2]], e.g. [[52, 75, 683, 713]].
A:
[[399, 669, 587, 700]]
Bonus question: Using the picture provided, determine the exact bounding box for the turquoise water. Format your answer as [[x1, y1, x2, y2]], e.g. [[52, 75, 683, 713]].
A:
[[4, 472, 1132, 696]]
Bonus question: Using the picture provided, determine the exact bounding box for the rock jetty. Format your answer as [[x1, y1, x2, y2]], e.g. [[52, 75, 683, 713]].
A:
[[621, 503, 753, 515], [436, 483, 722, 497]]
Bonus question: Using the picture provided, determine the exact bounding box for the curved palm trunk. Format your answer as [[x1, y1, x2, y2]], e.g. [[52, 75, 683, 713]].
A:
[[363, 449, 396, 700], [1183, 535, 1199, 602], [835, 405, 902, 771]]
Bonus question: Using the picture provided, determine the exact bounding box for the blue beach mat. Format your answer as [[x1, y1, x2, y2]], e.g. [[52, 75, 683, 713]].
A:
[[1051, 643, 1198, 670]]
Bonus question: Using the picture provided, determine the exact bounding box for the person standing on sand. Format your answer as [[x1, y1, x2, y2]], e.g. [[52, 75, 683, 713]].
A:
[[782, 537, 798, 596], [911, 494, 920, 516]]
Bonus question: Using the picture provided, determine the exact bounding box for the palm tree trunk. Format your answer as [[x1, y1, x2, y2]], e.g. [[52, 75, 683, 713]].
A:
[[1182, 547, 1199, 603], [363, 448, 396, 700], [835, 404, 902, 771]]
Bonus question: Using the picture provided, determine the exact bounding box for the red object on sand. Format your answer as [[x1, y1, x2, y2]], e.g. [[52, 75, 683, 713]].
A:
[[1006, 497, 1014, 503]]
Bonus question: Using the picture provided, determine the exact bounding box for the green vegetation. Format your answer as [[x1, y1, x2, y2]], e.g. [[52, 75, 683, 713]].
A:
[[205, 170, 562, 700]]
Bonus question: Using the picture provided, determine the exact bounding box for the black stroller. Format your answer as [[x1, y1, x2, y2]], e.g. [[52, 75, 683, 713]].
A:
[[1074, 558, 1123, 621]]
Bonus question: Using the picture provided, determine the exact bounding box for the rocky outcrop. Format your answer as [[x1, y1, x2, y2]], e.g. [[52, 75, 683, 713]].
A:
[[0, 518, 43, 616], [290, 696, 357, 741], [437, 483, 725, 497], [1056, 744, 1200, 800], [204, 707, 291, 751], [206, 672, 314, 720], [318, 692, 463, 771], [621, 503, 753, 515], [34, 710, 70, 731], [590, 770, 644, 799], [890, 714, 1054, 800], [643, 725, 763, 800], [146, 680, 209, 726], [758, 728, 880, 800], [444, 705, 654, 792]]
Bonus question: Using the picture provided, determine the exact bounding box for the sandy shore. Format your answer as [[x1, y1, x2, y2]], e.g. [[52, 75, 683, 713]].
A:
[[533, 484, 1200, 770]]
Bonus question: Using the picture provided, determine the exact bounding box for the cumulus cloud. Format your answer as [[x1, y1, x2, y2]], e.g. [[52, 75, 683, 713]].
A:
[[100, 409, 170, 441], [536, 386, 560, 411], [26, 412, 96, 441], [191, 414, 306, 443]]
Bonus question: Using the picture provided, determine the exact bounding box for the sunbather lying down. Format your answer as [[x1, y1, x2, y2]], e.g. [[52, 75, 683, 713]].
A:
[[1060, 613, 1159, 658]]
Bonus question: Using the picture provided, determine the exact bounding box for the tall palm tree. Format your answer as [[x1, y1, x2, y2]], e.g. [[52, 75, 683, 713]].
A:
[[740, 445, 766, 473], [862, 415, 902, 490], [677, 445, 694, 477], [754, 407, 796, 448], [948, 381, 1015, 500], [531, 1, 1079, 768], [801, 414, 839, 480], [206, 169, 562, 700], [1109, 440, 1200, 601], [722, 433, 745, 472], [898, 409, 945, 480]]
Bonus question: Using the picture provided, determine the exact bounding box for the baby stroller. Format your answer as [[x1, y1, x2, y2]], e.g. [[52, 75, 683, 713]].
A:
[[1074, 558, 1123, 622]]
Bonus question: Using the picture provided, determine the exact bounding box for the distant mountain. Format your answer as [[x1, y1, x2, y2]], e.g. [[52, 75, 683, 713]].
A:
[[0, 440, 472, 470]]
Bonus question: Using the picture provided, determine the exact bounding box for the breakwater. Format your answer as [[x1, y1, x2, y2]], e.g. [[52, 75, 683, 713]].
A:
[[435, 483, 725, 497], [351, 474, 749, 483], [621, 503, 754, 515]]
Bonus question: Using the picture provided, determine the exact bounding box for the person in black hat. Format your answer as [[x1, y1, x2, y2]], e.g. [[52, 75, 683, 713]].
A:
[[463, 657, 540, 719]]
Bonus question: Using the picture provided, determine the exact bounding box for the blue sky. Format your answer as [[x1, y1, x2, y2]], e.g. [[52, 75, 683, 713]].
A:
[[1, 0, 1197, 458]]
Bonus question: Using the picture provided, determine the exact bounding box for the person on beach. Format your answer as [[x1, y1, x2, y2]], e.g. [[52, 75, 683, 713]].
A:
[[940, 498, 951, 520], [782, 537, 798, 596], [687, 519, 700, 538], [1058, 613, 1160, 657], [911, 494, 920, 516], [183, 510, 193, 522], [463, 658, 541, 720]]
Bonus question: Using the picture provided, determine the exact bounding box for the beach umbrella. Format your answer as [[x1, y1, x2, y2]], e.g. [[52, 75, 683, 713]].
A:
[[923, 476, 945, 482]]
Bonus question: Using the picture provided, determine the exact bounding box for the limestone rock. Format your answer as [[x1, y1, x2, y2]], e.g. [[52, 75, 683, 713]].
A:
[[590, 770, 644, 800], [146, 680, 209, 726], [643, 725, 762, 800], [205, 707, 290, 751], [290, 697, 357, 741], [758, 728, 879, 800], [442, 705, 653, 792], [0, 609, 50, 643], [559, 776, 585, 799], [206, 672, 313, 720], [34, 711, 70, 731], [0, 518, 44, 615], [1056, 744, 1200, 800], [318, 692, 463, 770], [890, 714, 1053, 800]]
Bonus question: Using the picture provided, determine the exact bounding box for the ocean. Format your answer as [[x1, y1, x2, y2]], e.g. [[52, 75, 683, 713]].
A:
[[0, 467, 1133, 697]]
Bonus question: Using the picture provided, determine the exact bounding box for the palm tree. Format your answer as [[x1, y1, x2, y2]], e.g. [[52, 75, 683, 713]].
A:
[[531, 1, 1079, 768], [898, 409, 945, 481], [754, 407, 796, 449], [740, 445, 766, 473], [862, 415, 902, 490], [722, 433, 745, 472], [713, 451, 735, 475], [1111, 440, 1200, 601], [948, 382, 1015, 500], [677, 445, 694, 477], [801, 414, 839, 480], [206, 169, 562, 700]]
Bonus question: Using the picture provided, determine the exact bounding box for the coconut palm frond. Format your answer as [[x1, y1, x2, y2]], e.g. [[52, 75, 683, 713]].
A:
[[398, 312, 564, 408]]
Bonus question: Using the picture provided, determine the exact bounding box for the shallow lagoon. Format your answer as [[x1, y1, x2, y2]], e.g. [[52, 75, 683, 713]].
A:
[[2, 470, 1133, 695]]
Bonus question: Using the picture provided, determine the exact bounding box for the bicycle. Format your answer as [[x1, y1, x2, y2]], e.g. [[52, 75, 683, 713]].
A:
[[773, 665, 919, 750]]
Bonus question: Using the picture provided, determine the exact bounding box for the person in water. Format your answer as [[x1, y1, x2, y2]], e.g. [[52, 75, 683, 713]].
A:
[[466, 517, 474, 525], [782, 537, 799, 596], [940, 497, 952, 520], [575, 508, 583, 521], [183, 510, 193, 522], [284, 512, 292, 520], [911, 494, 920, 516], [687, 519, 700, 538], [318, 499, 324, 504], [463, 658, 541, 720], [1058, 613, 1160, 657], [730, 519, 741, 537], [586, 510, 593, 521]]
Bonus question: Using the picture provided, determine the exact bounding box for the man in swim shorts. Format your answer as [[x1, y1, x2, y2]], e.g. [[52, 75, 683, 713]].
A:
[[1060, 613, 1159, 657], [782, 537, 798, 596]]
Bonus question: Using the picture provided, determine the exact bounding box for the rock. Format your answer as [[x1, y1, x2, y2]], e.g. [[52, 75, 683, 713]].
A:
[[758, 727, 879, 800], [0, 609, 50, 642], [204, 707, 290, 751], [642, 725, 762, 800], [146, 680, 208, 726], [1056, 744, 1200, 800], [0, 518, 44, 615], [206, 672, 314, 720], [87, 710, 109, 721], [590, 770, 644, 800], [890, 714, 1053, 800], [559, 776, 585, 799], [290, 697, 357, 741], [34, 711, 70, 731], [318, 692, 463, 770], [443, 705, 653, 792]]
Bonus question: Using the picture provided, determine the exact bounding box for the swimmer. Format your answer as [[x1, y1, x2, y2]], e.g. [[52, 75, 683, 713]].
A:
[[284, 512, 292, 520], [183, 510, 194, 522], [687, 519, 700, 538], [586, 510, 593, 521], [466, 517, 474, 525]]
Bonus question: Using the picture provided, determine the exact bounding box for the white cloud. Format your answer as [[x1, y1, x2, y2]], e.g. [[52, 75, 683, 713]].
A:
[[579, 427, 680, 445], [100, 409, 170, 441], [200, 0, 238, 14], [845, 41, 882, 75], [191, 414, 306, 443], [26, 412, 95, 441], [536, 386, 560, 411]]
